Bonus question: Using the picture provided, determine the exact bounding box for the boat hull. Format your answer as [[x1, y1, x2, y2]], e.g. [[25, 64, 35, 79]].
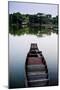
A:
[[25, 43, 49, 87]]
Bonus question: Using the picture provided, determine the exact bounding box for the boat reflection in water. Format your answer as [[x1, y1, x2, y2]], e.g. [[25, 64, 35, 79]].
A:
[[25, 43, 49, 87]]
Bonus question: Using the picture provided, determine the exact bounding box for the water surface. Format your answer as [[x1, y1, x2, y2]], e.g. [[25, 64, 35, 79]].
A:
[[9, 28, 58, 88]]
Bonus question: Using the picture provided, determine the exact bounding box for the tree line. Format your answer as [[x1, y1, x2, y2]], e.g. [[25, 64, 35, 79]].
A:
[[9, 12, 58, 30]]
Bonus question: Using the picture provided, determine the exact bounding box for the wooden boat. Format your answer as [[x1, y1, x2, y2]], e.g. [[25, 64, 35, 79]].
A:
[[25, 43, 49, 87]]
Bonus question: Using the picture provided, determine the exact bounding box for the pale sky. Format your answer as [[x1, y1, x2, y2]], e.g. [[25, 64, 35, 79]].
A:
[[9, 1, 58, 17]]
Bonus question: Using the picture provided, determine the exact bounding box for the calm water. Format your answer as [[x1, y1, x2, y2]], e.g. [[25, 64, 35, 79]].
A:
[[9, 30, 58, 88]]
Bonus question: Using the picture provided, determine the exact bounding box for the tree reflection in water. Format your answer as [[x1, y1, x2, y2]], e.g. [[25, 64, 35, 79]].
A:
[[9, 26, 58, 36]]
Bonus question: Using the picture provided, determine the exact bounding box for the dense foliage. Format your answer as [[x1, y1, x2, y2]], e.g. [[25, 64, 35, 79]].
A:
[[9, 12, 58, 35]]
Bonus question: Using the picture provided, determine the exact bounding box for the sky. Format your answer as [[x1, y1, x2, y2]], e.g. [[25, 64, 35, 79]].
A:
[[9, 1, 58, 17]]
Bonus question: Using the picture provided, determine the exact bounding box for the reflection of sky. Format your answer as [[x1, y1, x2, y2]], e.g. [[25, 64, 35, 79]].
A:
[[9, 33, 58, 87], [9, 1, 58, 17]]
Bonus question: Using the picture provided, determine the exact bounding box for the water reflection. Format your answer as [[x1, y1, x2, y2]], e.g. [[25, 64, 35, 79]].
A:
[[9, 27, 58, 88], [9, 26, 58, 36]]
